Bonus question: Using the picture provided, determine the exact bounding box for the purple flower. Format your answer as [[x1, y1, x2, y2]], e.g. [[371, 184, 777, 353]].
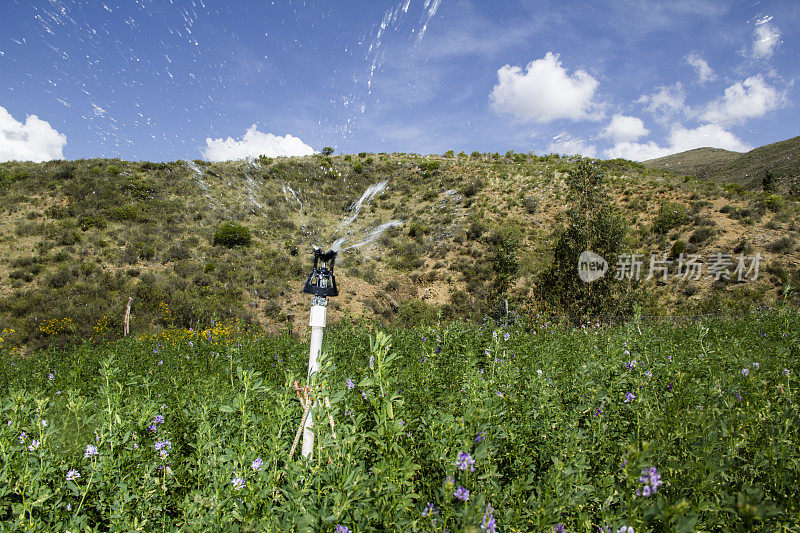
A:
[[456, 451, 476, 472], [481, 503, 497, 532], [435, 346, 441, 354], [741, 368, 749, 376], [28, 439, 40, 451], [644, 371, 652, 378], [48, 373, 55, 381], [18, 431, 26, 444], [66, 469, 80, 481], [554, 524, 566, 533], [335, 526, 351, 533], [152, 414, 164, 425], [752, 362, 759, 369], [251, 457, 263, 471], [593, 406, 603, 417], [84, 444, 98, 458], [155, 440, 171, 458], [454, 486, 469, 502], [624, 392, 635, 403], [637, 466, 663, 496], [617, 527, 634, 533], [346, 378, 355, 389], [422, 502, 438, 517], [231, 477, 246, 490], [475, 431, 486, 443], [503, 332, 510, 341], [784, 368, 791, 377]]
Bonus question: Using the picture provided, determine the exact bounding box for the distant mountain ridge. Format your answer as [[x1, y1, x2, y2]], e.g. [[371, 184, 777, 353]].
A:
[[644, 135, 800, 189]]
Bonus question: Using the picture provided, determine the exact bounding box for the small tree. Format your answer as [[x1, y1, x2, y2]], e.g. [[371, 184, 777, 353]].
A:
[[321, 146, 334, 156], [763, 170, 775, 192], [540, 161, 628, 321]]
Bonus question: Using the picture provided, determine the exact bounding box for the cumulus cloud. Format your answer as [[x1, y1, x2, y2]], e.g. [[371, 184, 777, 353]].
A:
[[638, 83, 688, 124], [546, 132, 597, 158], [684, 53, 716, 83], [0, 106, 66, 162], [599, 114, 649, 143], [751, 16, 781, 59], [700, 75, 781, 124], [604, 124, 750, 161], [203, 125, 315, 161], [490, 52, 604, 123]]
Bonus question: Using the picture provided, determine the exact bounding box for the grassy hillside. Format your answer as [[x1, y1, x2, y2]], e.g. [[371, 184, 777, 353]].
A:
[[643, 147, 742, 179], [1, 151, 799, 351], [644, 136, 800, 191]]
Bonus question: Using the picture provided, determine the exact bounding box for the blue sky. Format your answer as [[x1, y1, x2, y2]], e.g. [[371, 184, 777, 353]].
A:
[[0, 0, 797, 162]]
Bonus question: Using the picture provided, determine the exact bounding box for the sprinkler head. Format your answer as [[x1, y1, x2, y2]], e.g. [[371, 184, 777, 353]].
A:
[[302, 248, 339, 297]]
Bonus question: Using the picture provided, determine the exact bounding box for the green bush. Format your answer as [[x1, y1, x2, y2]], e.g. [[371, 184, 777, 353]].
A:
[[670, 240, 686, 258], [689, 226, 716, 244], [461, 179, 484, 198], [133, 241, 156, 260], [763, 194, 784, 212], [789, 176, 800, 200], [522, 197, 538, 215], [79, 216, 107, 231], [653, 202, 689, 233], [213, 222, 252, 248], [407, 222, 430, 240], [107, 204, 148, 222], [765, 236, 796, 254]]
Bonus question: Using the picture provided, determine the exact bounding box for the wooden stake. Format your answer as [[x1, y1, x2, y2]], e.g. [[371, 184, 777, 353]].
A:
[[124, 297, 133, 337]]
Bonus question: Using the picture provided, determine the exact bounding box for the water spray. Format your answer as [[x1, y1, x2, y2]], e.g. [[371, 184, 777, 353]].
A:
[[300, 247, 339, 459]]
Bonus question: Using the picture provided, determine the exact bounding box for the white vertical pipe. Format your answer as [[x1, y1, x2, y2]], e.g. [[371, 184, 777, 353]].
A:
[[302, 302, 327, 459]]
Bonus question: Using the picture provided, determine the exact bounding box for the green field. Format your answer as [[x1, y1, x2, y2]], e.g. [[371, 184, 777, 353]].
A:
[[1, 310, 799, 531]]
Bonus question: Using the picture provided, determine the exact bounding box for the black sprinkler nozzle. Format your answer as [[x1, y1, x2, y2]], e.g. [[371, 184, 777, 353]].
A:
[[302, 248, 339, 297]]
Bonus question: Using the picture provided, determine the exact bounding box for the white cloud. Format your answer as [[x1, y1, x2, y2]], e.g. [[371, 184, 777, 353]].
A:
[[202, 125, 315, 161], [0, 106, 66, 162], [599, 114, 649, 143], [751, 16, 781, 59], [700, 75, 781, 124], [489, 52, 604, 123], [684, 52, 716, 83], [638, 83, 688, 124], [604, 124, 751, 161], [668, 124, 751, 153], [604, 141, 671, 162], [546, 132, 597, 158]]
